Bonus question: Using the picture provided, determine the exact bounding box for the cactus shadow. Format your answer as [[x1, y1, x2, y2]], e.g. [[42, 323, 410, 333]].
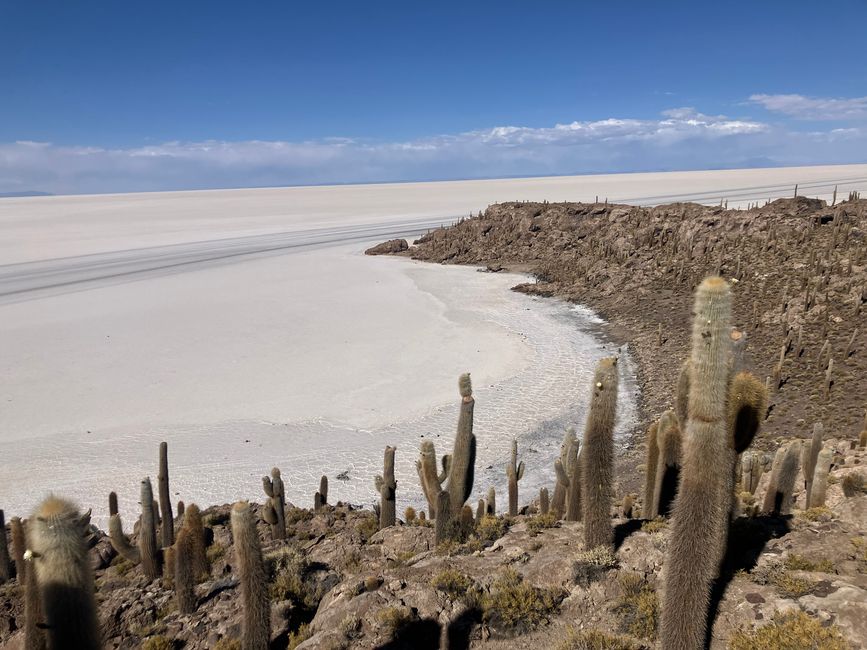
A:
[[613, 518, 644, 551], [445, 607, 483, 650], [375, 618, 442, 650], [704, 514, 792, 649]]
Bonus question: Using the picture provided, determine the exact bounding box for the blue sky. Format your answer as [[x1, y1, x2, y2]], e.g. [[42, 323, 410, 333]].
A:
[[1, 1, 866, 194]]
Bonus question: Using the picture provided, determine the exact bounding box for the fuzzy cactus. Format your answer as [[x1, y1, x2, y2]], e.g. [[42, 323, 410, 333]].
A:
[[740, 451, 764, 494], [660, 277, 735, 650], [552, 428, 577, 519], [539, 488, 550, 515], [315, 475, 329, 510], [674, 360, 690, 429], [10, 517, 26, 584], [565, 438, 582, 522], [621, 494, 634, 519], [810, 447, 834, 507], [108, 508, 140, 565], [158, 441, 174, 548], [174, 525, 196, 614], [651, 410, 682, 518], [728, 372, 768, 454], [231, 502, 270, 650], [28, 497, 100, 649], [801, 422, 824, 508], [23, 518, 45, 650], [435, 491, 451, 546], [374, 446, 397, 529], [416, 440, 450, 518], [506, 439, 525, 516], [447, 373, 477, 516], [486, 487, 496, 516], [475, 499, 485, 523], [0, 510, 11, 583], [184, 504, 209, 581], [763, 441, 802, 515], [262, 467, 286, 540], [642, 421, 660, 519], [140, 478, 162, 579], [580, 356, 619, 550]]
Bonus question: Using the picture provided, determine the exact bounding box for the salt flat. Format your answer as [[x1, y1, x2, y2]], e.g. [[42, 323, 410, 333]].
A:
[[1, 164, 861, 523]]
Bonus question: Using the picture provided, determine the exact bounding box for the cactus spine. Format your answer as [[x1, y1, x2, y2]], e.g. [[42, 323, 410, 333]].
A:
[[660, 277, 734, 650], [29, 497, 100, 649], [262, 467, 286, 540], [158, 441, 174, 548], [174, 525, 196, 614], [416, 440, 450, 518], [642, 421, 659, 519], [24, 519, 46, 650], [447, 373, 477, 516], [374, 446, 397, 529], [580, 356, 619, 550], [506, 439, 525, 516], [184, 504, 210, 581], [0, 510, 11, 583], [802, 422, 824, 508], [810, 447, 833, 507], [231, 502, 270, 650], [652, 410, 682, 518], [539, 488, 549, 515], [139, 478, 162, 579], [552, 428, 577, 519]]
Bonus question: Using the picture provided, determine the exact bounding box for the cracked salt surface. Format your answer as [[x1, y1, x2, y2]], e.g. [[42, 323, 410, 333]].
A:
[[0, 255, 638, 528]]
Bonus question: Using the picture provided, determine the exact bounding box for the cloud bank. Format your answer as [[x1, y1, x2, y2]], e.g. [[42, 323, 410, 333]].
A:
[[749, 94, 867, 120], [1, 102, 865, 195]]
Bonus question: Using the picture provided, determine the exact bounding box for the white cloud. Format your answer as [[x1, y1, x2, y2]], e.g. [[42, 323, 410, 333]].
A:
[[0, 106, 864, 195], [749, 94, 867, 120]]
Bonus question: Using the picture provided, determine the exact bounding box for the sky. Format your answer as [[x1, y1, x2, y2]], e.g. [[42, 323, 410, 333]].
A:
[[1, 1, 866, 195]]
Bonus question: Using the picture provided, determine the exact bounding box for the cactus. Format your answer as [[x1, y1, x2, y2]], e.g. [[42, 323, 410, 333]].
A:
[[652, 410, 682, 518], [262, 467, 286, 540], [316, 475, 329, 509], [139, 478, 162, 579], [174, 525, 196, 614], [231, 502, 270, 650], [802, 423, 824, 508], [580, 357, 619, 550], [810, 448, 834, 507], [163, 544, 176, 588], [108, 509, 141, 564], [24, 522, 47, 650], [416, 440, 450, 518], [565, 438, 582, 522], [740, 451, 765, 494], [860, 428, 867, 449], [506, 439, 525, 516], [539, 488, 550, 515], [184, 504, 209, 581], [28, 497, 100, 649], [621, 494, 634, 519], [158, 441, 174, 548], [642, 421, 660, 519], [0, 510, 11, 583], [728, 373, 768, 454], [475, 499, 485, 523], [674, 360, 690, 429], [460, 505, 474, 533], [374, 446, 397, 529], [11, 517, 26, 584], [762, 441, 802, 515], [177, 500, 185, 520], [552, 428, 577, 519], [404, 507, 416, 524], [486, 487, 496, 516], [435, 491, 451, 546], [660, 277, 734, 650], [447, 373, 477, 516]]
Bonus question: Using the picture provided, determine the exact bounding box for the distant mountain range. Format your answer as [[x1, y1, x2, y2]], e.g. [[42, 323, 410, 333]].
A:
[[0, 190, 54, 198]]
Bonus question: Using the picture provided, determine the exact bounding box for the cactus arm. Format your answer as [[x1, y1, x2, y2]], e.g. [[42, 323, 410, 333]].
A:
[[517, 461, 525, 481], [554, 458, 570, 486]]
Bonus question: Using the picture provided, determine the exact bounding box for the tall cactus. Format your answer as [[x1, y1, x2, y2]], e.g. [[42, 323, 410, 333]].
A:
[[485, 487, 497, 516], [174, 525, 196, 614], [315, 475, 329, 510], [23, 518, 46, 650], [552, 428, 577, 519], [580, 357, 620, 550], [231, 502, 270, 650], [740, 451, 765, 494], [660, 277, 733, 650], [184, 504, 209, 581], [435, 491, 451, 546], [10, 517, 26, 584], [28, 497, 100, 650], [801, 422, 824, 508], [652, 410, 682, 518], [762, 441, 801, 515], [158, 441, 174, 548], [140, 478, 162, 579], [506, 439, 525, 516], [447, 373, 477, 516], [539, 488, 550, 515], [374, 446, 397, 529], [674, 360, 691, 430], [0, 510, 11, 583], [642, 421, 659, 519], [262, 467, 286, 540], [565, 439, 582, 522], [810, 447, 834, 507], [416, 441, 450, 518]]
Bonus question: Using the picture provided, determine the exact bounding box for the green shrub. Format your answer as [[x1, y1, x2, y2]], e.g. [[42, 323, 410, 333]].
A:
[[770, 571, 815, 599], [728, 611, 851, 649], [212, 639, 241, 650]]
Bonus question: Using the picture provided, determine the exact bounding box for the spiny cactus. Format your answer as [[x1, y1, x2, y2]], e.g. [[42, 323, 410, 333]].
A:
[[231, 502, 270, 650], [565, 438, 582, 522], [810, 447, 834, 507], [416, 440, 450, 518], [486, 487, 496, 516], [10, 517, 25, 584], [740, 451, 765, 494], [23, 518, 46, 650], [139, 478, 162, 579], [802, 422, 824, 508], [642, 421, 660, 519], [728, 372, 768, 454], [552, 428, 577, 519], [475, 499, 485, 523], [674, 360, 690, 429], [539, 488, 550, 515], [652, 409, 682, 518], [28, 497, 100, 649], [0, 510, 11, 583], [660, 276, 734, 650], [580, 356, 619, 550], [174, 525, 196, 614], [107, 505, 140, 565], [506, 439, 525, 516], [158, 441, 174, 548], [447, 373, 477, 516], [316, 475, 329, 510], [184, 504, 209, 581], [763, 440, 802, 515], [435, 491, 451, 546], [262, 467, 286, 540], [404, 507, 416, 524], [374, 446, 397, 529], [621, 494, 634, 519]]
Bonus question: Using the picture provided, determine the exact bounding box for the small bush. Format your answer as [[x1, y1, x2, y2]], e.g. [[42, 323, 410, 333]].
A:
[[375, 606, 414, 634], [341, 549, 362, 573], [771, 570, 815, 599], [212, 639, 241, 650], [338, 614, 362, 639], [613, 573, 658, 640], [640, 518, 666, 534], [572, 545, 618, 587], [356, 515, 379, 542], [267, 545, 321, 610], [728, 611, 851, 650], [286, 507, 314, 525], [206, 542, 226, 566], [557, 627, 645, 650], [484, 568, 563, 633], [142, 637, 175, 650], [364, 576, 382, 593], [476, 515, 508, 542], [784, 554, 834, 573], [287, 623, 311, 650], [431, 569, 474, 599], [404, 507, 416, 524], [527, 512, 558, 535], [842, 472, 866, 497], [797, 506, 833, 522]]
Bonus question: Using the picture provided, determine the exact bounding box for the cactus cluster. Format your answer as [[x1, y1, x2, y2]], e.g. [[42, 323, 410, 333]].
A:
[[374, 446, 397, 529], [262, 467, 287, 539]]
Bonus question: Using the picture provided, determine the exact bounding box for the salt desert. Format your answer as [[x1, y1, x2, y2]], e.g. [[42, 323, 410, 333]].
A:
[[1, 164, 864, 524]]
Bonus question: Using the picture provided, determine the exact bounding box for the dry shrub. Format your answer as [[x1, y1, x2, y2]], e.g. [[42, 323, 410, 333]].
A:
[[728, 611, 851, 650], [557, 627, 646, 649], [613, 573, 658, 640]]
